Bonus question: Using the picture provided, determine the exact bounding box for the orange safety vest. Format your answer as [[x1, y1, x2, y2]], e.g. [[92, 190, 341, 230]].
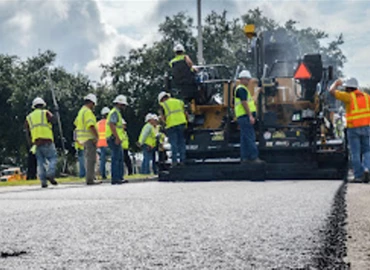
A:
[[97, 119, 108, 147], [346, 90, 370, 128]]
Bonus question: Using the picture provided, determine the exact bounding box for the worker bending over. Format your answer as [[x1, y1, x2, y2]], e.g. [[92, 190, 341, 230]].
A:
[[106, 95, 128, 185], [169, 44, 198, 103], [158, 92, 187, 166], [234, 70, 263, 164], [25, 97, 58, 188], [97, 107, 110, 179], [74, 94, 101, 185], [330, 78, 370, 183], [138, 114, 158, 175]]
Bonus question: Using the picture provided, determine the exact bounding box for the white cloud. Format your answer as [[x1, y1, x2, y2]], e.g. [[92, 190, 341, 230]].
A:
[[0, 0, 369, 86]]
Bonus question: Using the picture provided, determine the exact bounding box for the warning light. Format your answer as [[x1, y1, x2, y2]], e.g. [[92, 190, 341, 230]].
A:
[[294, 63, 312, 80]]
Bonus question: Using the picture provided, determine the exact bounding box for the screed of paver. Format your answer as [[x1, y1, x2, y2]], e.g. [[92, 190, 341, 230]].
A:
[[346, 184, 370, 270], [0, 181, 340, 269]]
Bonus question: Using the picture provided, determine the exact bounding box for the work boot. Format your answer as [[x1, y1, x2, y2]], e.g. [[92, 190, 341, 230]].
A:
[[351, 178, 363, 184], [249, 158, 264, 164], [87, 180, 102, 185], [363, 171, 370, 184], [47, 177, 58, 186]]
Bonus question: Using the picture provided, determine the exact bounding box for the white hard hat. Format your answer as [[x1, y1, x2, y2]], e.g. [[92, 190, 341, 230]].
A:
[[145, 113, 153, 122], [238, 70, 252, 79], [122, 118, 127, 125], [343, 77, 359, 89], [101, 107, 110, 115], [84, 93, 97, 104], [152, 114, 159, 121], [113, 95, 128, 105], [32, 97, 46, 108], [173, 44, 185, 52], [158, 91, 170, 103]]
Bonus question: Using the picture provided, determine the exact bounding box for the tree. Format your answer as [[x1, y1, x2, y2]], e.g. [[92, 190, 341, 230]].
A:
[[0, 50, 94, 169]]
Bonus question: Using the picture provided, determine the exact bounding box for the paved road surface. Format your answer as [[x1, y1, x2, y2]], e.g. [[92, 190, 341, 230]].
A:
[[0, 181, 342, 269]]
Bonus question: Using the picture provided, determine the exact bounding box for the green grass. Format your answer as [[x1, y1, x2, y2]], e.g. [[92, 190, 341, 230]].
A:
[[0, 174, 156, 187]]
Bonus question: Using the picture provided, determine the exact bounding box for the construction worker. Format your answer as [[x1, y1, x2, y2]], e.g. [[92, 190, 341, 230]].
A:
[[158, 92, 187, 166], [122, 118, 133, 175], [97, 107, 110, 179], [169, 44, 198, 103], [234, 70, 263, 164], [106, 95, 128, 184], [151, 114, 160, 175], [330, 78, 370, 183], [75, 141, 86, 178], [74, 94, 101, 185], [138, 114, 157, 174], [25, 97, 58, 188]]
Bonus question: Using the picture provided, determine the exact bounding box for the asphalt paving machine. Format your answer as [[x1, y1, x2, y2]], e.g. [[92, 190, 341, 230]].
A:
[[158, 25, 348, 181]]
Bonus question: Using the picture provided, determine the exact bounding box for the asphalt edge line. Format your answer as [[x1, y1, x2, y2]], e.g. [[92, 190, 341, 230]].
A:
[[312, 182, 349, 269]]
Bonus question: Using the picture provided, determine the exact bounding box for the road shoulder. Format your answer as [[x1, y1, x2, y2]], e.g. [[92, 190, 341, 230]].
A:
[[346, 184, 370, 269]]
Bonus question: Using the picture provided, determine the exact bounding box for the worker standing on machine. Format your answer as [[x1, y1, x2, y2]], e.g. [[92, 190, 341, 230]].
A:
[[169, 44, 198, 103], [74, 94, 101, 185], [106, 95, 128, 185], [25, 97, 58, 188], [97, 107, 110, 179], [234, 70, 263, 164], [158, 92, 187, 166], [330, 78, 370, 183]]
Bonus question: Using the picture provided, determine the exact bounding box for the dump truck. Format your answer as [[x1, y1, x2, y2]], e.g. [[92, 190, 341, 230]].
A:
[[158, 25, 348, 181]]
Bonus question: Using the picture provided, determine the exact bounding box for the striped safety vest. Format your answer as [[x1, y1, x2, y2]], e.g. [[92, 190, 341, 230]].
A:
[[97, 119, 108, 148], [234, 84, 256, 118], [74, 106, 97, 144], [26, 109, 54, 143], [346, 90, 370, 128], [160, 98, 187, 129]]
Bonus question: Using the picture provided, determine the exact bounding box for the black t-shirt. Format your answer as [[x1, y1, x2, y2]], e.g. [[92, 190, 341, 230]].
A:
[[235, 87, 248, 101]]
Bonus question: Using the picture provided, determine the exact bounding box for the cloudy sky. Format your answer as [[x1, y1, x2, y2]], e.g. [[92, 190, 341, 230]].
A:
[[1, 0, 369, 85]]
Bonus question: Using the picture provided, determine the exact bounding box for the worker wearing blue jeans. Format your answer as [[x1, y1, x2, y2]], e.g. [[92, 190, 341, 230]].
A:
[[158, 92, 188, 166], [139, 114, 157, 174], [35, 143, 58, 186], [234, 70, 262, 163], [347, 127, 370, 179], [237, 115, 258, 161], [108, 137, 124, 183], [166, 124, 186, 164], [330, 77, 370, 183]]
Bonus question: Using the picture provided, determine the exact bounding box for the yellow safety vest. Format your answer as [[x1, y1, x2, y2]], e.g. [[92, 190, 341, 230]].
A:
[[122, 130, 129, 150], [105, 107, 124, 140], [234, 84, 256, 118], [139, 123, 157, 148], [26, 109, 54, 143], [169, 54, 185, 66], [74, 106, 97, 144], [160, 98, 187, 129]]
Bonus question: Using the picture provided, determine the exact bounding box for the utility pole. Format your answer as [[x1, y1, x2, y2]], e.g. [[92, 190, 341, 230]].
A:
[[197, 0, 204, 65]]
